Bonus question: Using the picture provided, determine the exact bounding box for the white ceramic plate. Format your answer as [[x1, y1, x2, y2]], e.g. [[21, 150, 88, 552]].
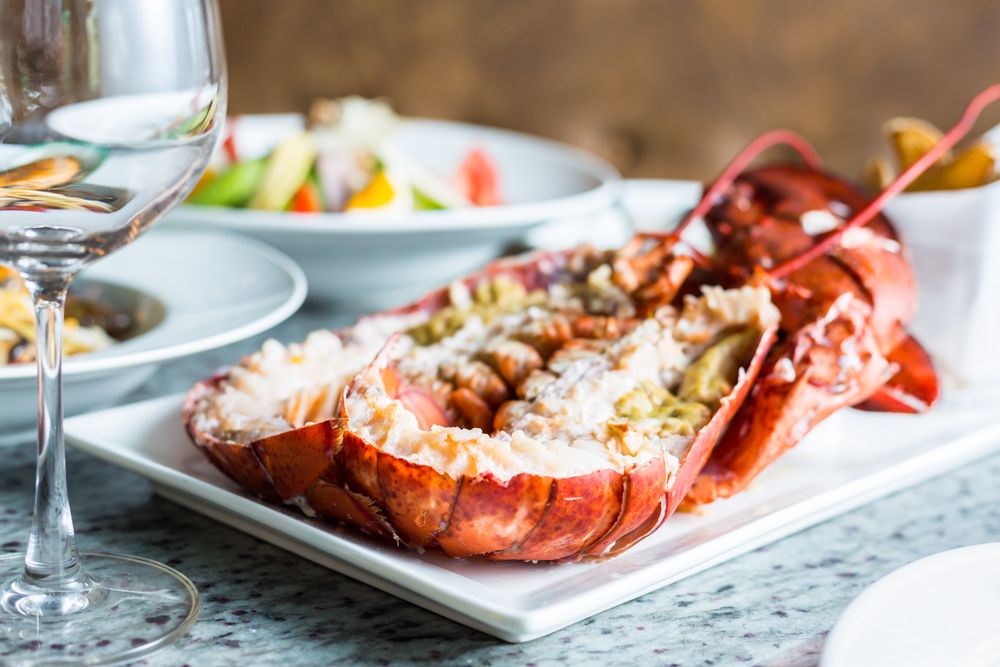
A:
[[823, 543, 1000, 667], [65, 388, 1000, 642], [0, 229, 306, 435], [168, 116, 621, 307]]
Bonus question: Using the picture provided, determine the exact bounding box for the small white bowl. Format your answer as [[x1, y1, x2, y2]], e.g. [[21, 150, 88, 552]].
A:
[[167, 116, 621, 307], [884, 178, 1000, 385]]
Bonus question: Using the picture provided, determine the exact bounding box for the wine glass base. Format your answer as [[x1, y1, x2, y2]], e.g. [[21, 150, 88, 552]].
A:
[[0, 552, 199, 667]]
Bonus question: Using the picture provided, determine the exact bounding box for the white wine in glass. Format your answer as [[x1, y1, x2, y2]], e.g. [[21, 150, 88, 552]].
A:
[[0, 1, 225, 664]]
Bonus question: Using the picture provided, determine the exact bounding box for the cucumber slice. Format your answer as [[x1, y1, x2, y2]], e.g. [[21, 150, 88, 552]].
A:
[[248, 132, 318, 210], [188, 158, 266, 207], [412, 186, 446, 210]]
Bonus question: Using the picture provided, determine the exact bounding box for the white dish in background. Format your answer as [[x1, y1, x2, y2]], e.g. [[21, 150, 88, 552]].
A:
[[885, 178, 1000, 385], [823, 543, 1000, 667], [527, 178, 702, 250], [65, 387, 1000, 643], [168, 116, 621, 308], [884, 124, 1000, 385], [0, 229, 306, 435]]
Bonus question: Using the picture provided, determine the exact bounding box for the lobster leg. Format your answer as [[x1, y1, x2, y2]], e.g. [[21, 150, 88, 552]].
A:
[[855, 334, 940, 414]]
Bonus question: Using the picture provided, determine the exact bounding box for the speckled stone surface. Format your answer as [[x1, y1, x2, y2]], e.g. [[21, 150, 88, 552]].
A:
[[2, 303, 999, 667]]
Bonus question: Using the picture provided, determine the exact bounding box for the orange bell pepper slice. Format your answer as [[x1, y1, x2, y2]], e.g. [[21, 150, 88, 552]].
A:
[[290, 181, 323, 213], [346, 170, 394, 210]]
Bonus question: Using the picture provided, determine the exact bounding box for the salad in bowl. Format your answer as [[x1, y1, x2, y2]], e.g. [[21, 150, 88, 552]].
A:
[[190, 97, 500, 214], [171, 97, 619, 305]]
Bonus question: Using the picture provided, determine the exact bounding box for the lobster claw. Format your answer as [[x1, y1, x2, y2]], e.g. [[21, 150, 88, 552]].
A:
[[855, 334, 940, 414]]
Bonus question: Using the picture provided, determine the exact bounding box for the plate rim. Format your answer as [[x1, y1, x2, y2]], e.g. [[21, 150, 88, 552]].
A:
[[65, 392, 1000, 643], [0, 229, 308, 381], [821, 542, 1000, 667]]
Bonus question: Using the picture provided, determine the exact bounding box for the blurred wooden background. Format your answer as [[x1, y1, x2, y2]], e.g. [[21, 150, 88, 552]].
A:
[[219, 0, 1000, 180]]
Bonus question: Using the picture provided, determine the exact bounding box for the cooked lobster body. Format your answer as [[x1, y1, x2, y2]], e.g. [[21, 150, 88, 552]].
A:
[[185, 241, 779, 560], [685, 164, 941, 505], [183, 82, 1000, 560]]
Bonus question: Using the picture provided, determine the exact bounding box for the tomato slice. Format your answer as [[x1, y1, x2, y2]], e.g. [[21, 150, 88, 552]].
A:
[[455, 148, 500, 206], [221, 119, 239, 163], [290, 181, 323, 213]]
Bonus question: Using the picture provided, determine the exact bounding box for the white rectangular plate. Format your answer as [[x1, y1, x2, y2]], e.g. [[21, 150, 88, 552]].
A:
[[66, 391, 1000, 642]]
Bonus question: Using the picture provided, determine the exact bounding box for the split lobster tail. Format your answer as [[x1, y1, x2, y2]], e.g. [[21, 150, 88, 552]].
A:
[[335, 321, 777, 560], [185, 237, 780, 560]]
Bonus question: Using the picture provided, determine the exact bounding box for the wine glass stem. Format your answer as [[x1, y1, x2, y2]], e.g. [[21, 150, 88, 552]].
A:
[[21, 274, 85, 589]]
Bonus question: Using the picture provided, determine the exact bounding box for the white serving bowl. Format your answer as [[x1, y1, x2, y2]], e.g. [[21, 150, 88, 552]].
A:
[[167, 116, 621, 308], [527, 178, 703, 250], [885, 178, 1000, 385]]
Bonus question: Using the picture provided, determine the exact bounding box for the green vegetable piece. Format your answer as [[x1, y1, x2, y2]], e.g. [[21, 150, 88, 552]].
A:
[[308, 170, 326, 211], [679, 328, 759, 409], [413, 187, 446, 211], [249, 132, 318, 210], [189, 159, 266, 207]]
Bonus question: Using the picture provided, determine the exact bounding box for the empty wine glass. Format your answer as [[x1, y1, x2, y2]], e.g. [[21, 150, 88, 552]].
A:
[[0, 1, 225, 664]]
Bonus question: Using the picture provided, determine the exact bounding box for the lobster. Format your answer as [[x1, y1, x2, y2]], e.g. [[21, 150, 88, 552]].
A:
[[183, 84, 1000, 561], [187, 239, 781, 561]]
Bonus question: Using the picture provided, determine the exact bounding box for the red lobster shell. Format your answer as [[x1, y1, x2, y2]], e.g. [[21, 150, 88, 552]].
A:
[[185, 242, 777, 561], [185, 83, 1000, 559]]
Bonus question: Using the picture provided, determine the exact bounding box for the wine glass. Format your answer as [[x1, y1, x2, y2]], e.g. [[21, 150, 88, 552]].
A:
[[0, 1, 225, 664]]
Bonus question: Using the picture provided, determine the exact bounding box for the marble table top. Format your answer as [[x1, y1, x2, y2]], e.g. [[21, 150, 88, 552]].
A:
[[2, 304, 998, 667]]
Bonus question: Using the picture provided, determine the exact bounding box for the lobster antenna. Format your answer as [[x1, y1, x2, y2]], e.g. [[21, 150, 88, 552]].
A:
[[769, 83, 1000, 280], [673, 129, 822, 238]]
